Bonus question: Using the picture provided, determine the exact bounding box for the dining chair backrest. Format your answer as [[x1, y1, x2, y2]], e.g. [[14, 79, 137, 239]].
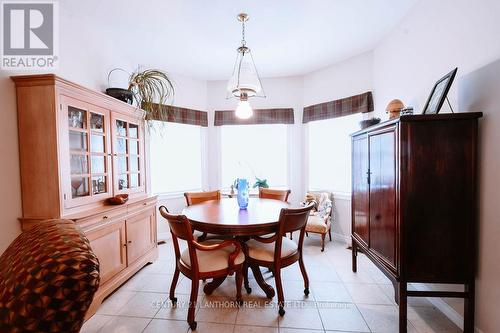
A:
[[272, 203, 314, 263], [184, 190, 221, 206], [259, 188, 291, 202], [159, 206, 193, 242], [278, 203, 315, 235], [159, 206, 200, 272]]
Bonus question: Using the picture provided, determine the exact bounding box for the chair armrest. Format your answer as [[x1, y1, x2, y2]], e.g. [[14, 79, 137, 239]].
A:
[[192, 240, 242, 270]]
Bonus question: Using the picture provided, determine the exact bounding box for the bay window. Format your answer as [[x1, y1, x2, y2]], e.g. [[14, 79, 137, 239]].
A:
[[220, 124, 288, 189], [149, 121, 203, 193]]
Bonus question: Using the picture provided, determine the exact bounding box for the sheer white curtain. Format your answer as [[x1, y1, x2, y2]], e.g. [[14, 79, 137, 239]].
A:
[[149, 121, 203, 193], [220, 124, 288, 189], [308, 113, 362, 193]]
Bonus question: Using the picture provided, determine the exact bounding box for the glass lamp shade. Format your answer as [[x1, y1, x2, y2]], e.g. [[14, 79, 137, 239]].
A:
[[235, 100, 253, 119], [227, 48, 263, 98]]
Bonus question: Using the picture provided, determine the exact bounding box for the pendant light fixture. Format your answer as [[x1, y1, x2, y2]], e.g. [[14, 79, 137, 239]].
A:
[[227, 13, 265, 119]]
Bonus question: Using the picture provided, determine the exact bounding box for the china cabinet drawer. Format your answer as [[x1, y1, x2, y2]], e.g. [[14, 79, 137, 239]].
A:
[[75, 206, 128, 230], [128, 197, 156, 215]]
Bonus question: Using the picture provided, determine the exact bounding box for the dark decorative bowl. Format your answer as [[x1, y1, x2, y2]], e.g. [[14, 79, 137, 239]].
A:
[[107, 194, 129, 205], [359, 118, 381, 129], [105, 88, 133, 104]]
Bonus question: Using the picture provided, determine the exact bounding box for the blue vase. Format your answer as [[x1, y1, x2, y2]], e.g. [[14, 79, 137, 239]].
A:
[[237, 178, 249, 209]]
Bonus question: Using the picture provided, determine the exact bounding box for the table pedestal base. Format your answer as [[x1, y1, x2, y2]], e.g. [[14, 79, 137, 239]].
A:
[[203, 277, 226, 295], [250, 265, 275, 299]]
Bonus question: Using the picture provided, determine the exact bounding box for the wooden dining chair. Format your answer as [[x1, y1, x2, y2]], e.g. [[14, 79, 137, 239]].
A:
[[159, 206, 245, 330], [258, 188, 291, 202], [184, 190, 221, 205], [184, 190, 221, 241], [243, 203, 314, 316]]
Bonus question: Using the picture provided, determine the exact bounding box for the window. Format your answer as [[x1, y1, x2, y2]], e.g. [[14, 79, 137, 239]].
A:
[[308, 113, 362, 193], [220, 124, 288, 189], [149, 121, 202, 193]]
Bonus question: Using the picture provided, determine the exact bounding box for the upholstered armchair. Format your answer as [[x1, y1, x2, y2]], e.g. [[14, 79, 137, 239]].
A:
[[304, 192, 333, 251], [0, 219, 100, 333]]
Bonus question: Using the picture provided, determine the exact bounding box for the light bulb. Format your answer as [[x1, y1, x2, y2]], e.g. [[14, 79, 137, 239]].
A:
[[235, 100, 253, 119]]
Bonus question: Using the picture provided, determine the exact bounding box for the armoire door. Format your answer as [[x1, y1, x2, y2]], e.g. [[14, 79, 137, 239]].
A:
[[352, 135, 369, 246], [369, 127, 397, 270]]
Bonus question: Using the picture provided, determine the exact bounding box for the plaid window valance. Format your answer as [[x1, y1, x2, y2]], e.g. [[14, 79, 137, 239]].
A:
[[214, 108, 294, 126], [143, 103, 208, 127], [302, 91, 374, 123]]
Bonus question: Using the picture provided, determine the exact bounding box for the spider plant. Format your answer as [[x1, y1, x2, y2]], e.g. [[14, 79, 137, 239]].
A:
[[128, 69, 175, 121]]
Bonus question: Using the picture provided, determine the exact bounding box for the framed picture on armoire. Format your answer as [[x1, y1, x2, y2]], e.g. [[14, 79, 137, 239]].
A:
[[422, 67, 458, 114]]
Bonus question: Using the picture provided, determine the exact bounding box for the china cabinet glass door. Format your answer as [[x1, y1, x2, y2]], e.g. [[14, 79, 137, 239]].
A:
[[112, 116, 145, 195], [63, 97, 112, 208]]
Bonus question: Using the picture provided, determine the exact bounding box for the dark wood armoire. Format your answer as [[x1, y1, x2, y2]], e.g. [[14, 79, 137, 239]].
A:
[[351, 112, 482, 333]]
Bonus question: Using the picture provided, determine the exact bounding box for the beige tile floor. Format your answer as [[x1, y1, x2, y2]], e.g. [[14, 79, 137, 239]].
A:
[[81, 236, 462, 333]]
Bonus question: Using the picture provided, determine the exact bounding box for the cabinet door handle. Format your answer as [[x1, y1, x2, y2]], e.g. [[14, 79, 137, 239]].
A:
[[123, 243, 127, 247], [143, 202, 147, 206], [128, 240, 132, 244], [103, 216, 108, 220]]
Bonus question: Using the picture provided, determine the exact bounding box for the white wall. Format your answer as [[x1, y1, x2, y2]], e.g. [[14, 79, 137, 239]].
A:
[[303, 51, 374, 107], [302, 52, 374, 243], [372, 0, 500, 331], [373, 0, 500, 116]]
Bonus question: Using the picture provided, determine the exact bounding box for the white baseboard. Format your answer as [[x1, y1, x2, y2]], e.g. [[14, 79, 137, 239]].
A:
[[411, 284, 483, 333]]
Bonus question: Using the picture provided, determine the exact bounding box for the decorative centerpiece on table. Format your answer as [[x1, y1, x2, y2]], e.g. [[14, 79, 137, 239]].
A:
[[235, 178, 249, 209]]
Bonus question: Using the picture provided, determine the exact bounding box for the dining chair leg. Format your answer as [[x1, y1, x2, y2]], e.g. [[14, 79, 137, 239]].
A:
[[235, 268, 243, 305], [170, 267, 180, 304], [328, 229, 332, 241], [274, 267, 285, 316], [187, 278, 199, 330], [305, 231, 309, 237], [243, 262, 252, 294], [289, 232, 293, 240], [321, 234, 326, 252], [250, 264, 275, 299], [298, 256, 310, 296]]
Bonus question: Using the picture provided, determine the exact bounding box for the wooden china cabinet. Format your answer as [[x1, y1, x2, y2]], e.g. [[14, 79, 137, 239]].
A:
[[11, 74, 158, 317], [351, 112, 482, 332]]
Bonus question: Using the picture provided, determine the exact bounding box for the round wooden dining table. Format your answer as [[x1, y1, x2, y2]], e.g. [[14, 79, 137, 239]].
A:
[[182, 197, 290, 297], [182, 197, 290, 237]]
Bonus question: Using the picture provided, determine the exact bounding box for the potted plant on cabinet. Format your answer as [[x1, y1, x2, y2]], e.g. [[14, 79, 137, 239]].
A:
[[106, 68, 175, 121]]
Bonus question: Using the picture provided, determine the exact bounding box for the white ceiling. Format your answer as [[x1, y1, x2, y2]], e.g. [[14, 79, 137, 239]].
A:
[[61, 0, 417, 80]]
